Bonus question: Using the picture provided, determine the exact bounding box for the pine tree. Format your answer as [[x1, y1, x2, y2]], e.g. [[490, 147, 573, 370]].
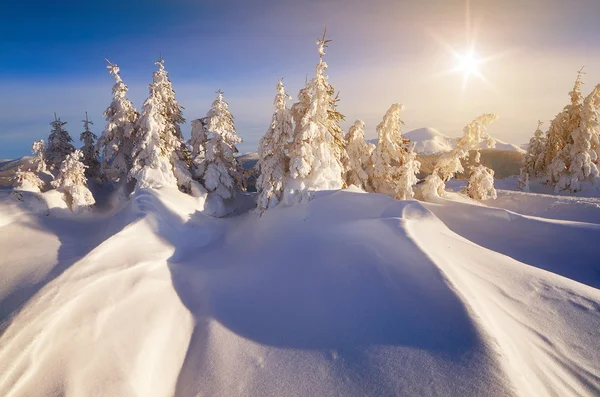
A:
[[98, 60, 138, 180], [421, 113, 498, 200], [256, 79, 293, 211], [31, 139, 47, 173], [285, 29, 344, 203], [189, 118, 209, 179], [371, 104, 420, 199], [79, 112, 101, 179], [45, 113, 75, 170], [130, 59, 192, 190], [545, 69, 585, 182], [344, 120, 375, 191], [555, 84, 600, 192], [51, 150, 95, 213], [522, 121, 546, 177], [200, 90, 244, 203]]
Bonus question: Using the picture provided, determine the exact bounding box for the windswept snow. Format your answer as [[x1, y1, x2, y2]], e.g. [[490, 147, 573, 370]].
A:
[[0, 186, 599, 396]]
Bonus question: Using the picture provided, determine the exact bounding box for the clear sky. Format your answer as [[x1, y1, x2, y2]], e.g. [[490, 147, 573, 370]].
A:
[[1, 0, 599, 158]]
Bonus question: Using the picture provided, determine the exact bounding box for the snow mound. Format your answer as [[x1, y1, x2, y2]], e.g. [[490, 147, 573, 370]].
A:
[[0, 187, 599, 396]]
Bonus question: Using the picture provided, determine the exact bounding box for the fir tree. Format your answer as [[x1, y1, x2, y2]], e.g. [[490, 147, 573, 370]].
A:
[[285, 28, 344, 203], [545, 69, 585, 182], [256, 79, 293, 211], [371, 104, 420, 200], [522, 121, 546, 177], [98, 59, 138, 180], [189, 118, 209, 180], [555, 84, 600, 192], [200, 90, 243, 203], [130, 59, 192, 190], [344, 120, 375, 191], [80, 112, 101, 179], [45, 113, 75, 170]]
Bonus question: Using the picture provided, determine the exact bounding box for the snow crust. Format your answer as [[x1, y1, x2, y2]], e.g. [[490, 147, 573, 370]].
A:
[[0, 186, 599, 396]]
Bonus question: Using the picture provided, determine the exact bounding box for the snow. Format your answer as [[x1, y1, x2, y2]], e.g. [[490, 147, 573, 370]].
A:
[[368, 127, 525, 156], [403, 127, 454, 155], [477, 137, 527, 154], [1, 183, 599, 396]]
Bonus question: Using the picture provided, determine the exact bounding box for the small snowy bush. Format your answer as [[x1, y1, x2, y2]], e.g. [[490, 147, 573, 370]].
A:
[[51, 150, 95, 213], [466, 165, 497, 200]]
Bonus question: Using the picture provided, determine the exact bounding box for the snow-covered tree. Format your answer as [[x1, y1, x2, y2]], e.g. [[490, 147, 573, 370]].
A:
[[79, 112, 101, 179], [189, 118, 208, 179], [256, 79, 293, 211], [285, 29, 345, 203], [45, 114, 75, 170], [13, 140, 53, 192], [518, 168, 530, 192], [344, 120, 375, 191], [51, 150, 95, 213], [199, 90, 243, 203], [371, 104, 420, 199], [421, 113, 498, 200], [522, 121, 546, 177], [544, 70, 585, 172], [31, 139, 48, 173], [12, 167, 45, 192], [98, 60, 138, 181], [553, 84, 600, 192], [466, 164, 497, 200], [130, 59, 192, 190]]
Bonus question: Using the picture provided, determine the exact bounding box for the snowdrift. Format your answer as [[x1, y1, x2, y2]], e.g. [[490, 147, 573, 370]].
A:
[[0, 187, 599, 396]]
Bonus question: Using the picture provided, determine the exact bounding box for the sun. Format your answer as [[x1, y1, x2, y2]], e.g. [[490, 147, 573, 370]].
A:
[[457, 52, 481, 78]]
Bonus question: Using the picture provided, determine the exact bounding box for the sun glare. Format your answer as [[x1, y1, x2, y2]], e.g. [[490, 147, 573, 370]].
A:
[[457, 52, 481, 78]]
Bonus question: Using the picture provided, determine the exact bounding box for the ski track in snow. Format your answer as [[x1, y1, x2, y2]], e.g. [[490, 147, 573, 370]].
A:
[[0, 187, 599, 396]]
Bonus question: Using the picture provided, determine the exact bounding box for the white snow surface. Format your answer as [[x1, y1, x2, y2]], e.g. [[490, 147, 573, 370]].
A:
[[403, 127, 454, 155], [0, 184, 599, 396], [369, 127, 525, 155]]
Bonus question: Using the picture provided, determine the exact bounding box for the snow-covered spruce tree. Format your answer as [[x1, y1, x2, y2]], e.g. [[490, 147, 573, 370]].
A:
[[421, 113, 498, 200], [51, 150, 95, 213], [256, 79, 293, 211], [545, 69, 585, 178], [285, 30, 345, 203], [344, 119, 375, 191], [45, 113, 75, 170], [199, 90, 243, 204], [553, 84, 600, 192], [522, 121, 547, 177], [129, 59, 194, 191], [79, 112, 101, 179], [371, 104, 420, 199], [189, 118, 209, 179], [98, 60, 138, 181]]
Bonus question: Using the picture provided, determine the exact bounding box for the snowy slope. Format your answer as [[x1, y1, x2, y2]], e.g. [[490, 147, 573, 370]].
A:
[[403, 127, 454, 155], [0, 187, 599, 396], [368, 128, 525, 156], [480, 137, 527, 154]]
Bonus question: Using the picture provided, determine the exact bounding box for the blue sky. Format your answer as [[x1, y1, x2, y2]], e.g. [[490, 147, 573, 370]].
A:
[[1, 0, 600, 158]]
